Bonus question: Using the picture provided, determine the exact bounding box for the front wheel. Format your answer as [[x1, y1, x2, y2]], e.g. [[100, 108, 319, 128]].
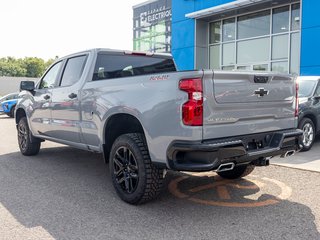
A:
[[17, 117, 41, 156], [217, 165, 255, 179], [109, 133, 164, 204], [299, 118, 315, 152]]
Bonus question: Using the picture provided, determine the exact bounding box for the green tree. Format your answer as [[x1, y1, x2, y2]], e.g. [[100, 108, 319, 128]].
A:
[[45, 56, 59, 70], [22, 57, 46, 78], [0, 56, 59, 77], [0, 57, 26, 77]]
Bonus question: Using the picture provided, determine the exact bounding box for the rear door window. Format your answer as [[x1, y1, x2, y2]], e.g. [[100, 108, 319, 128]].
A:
[[92, 54, 176, 81], [60, 55, 87, 87]]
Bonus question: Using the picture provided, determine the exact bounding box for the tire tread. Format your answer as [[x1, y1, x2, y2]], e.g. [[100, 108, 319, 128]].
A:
[[110, 133, 164, 204], [18, 117, 41, 156]]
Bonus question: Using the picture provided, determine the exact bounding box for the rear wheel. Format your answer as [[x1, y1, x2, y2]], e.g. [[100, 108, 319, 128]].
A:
[[299, 118, 315, 152], [17, 117, 41, 156], [109, 133, 164, 204], [217, 165, 255, 179]]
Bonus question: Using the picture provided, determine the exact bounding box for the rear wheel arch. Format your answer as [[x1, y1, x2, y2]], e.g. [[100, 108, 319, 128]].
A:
[[299, 117, 316, 151], [103, 113, 146, 163], [300, 114, 317, 132]]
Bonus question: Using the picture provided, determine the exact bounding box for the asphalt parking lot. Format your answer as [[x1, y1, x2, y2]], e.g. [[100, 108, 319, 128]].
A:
[[0, 114, 320, 240]]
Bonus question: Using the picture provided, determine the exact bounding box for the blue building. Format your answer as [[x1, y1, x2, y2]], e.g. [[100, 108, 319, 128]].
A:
[[172, 0, 318, 76]]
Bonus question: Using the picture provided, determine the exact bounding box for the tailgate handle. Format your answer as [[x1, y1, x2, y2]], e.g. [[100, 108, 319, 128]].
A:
[[254, 76, 269, 83]]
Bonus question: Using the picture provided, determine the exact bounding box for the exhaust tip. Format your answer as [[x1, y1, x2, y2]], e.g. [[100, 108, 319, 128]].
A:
[[216, 162, 235, 172], [281, 150, 296, 158]]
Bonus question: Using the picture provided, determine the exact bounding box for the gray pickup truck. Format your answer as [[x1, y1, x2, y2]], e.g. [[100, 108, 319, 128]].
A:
[[16, 48, 302, 204]]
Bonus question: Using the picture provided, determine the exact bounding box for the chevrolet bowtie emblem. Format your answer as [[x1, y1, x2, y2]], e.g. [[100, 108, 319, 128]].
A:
[[254, 88, 269, 97]]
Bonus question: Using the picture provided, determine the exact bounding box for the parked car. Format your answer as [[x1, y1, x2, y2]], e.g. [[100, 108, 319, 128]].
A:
[[297, 76, 320, 151], [0, 92, 19, 118], [16, 49, 302, 204]]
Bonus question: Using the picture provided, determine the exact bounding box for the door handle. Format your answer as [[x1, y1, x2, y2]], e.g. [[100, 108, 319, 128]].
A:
[[68, 93, 77, 99], [43, 95, 50, 100]]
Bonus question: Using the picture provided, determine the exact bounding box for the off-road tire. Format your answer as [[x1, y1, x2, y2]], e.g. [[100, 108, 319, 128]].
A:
[[217, 164, 255, 179], [109, 133, 164, 204], [298, 118, 315, 152], [17, 117, 41, 156]]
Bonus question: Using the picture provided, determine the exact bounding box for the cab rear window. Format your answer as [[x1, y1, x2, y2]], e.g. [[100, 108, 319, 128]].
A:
[[92, 54, 176, 81]]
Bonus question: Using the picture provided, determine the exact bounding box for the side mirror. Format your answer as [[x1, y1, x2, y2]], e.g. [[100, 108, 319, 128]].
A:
[[20, 81, 35, 91]]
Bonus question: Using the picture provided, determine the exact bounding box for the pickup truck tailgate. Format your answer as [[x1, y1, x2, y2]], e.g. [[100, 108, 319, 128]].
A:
[[203, 71, 296, 140]]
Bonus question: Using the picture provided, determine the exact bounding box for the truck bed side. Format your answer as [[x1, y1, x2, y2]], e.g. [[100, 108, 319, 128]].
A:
[[80, 70, 211, 166]]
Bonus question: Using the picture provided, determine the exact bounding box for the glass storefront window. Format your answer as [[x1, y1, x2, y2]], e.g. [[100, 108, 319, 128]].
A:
[[253, 64, 268, 71], [272, 34, 289, 60], [222, 66, 235, 70], [209, 21, 221, 44], [156, 34, 166, 43], [209, 45, 220, 69], [273, 6, 289, 34], [140, 29, 149, 38], [208, 3, 299, 74], [133, 1, 171, 53], [237, 11, 270, 39], [291, 4, 301, 31], [290, 32, 301, 75], [237, 66, 250, 70], [140, 40, 150, 51], [155, 23, 166, 32], [222, 43, 235, 65], [237, 37, 269, 64], [272, 61, 288, 73], [223, 18, 235, 42]]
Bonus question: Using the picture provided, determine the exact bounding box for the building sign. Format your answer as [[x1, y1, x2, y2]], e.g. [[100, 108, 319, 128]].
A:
[[133, 0, 172, 53], [134, 0, 172, 26], [140, 6, 171, 26]]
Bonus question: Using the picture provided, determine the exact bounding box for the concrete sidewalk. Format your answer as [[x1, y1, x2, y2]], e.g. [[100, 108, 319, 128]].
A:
[[272, 137, 320, 173]]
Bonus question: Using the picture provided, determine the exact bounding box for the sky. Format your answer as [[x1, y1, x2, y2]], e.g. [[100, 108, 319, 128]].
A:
[[0, 0, 145, 60]]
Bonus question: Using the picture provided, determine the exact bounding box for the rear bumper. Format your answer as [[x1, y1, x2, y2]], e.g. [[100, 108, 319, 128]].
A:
[[167, 129, 303, 172]]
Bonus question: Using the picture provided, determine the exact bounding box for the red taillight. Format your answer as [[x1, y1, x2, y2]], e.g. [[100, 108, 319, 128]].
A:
[[295, 82, 299, 117], [179, 78, 203, 126]]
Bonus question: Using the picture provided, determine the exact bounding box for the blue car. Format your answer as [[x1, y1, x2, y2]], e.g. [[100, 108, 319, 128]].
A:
[[0, 93, 19, 118]]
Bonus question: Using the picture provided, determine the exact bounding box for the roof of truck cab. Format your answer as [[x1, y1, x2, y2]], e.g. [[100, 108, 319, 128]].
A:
[[96, 48, 172, 58], [61, 48, 172, 60]]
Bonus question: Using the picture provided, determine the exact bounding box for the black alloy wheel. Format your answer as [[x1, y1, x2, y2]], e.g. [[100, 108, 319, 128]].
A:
[[18, 120, 28, 151], [17, 117, 41, 156], [113, 146, 139, 194], [109, 133, 164, 204]]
